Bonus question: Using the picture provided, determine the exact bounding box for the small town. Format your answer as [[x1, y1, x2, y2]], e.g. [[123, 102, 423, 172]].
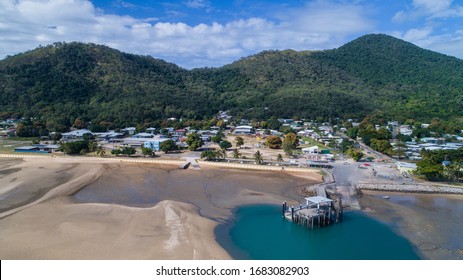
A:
[[1, 0, 463, 270], [2, 111, 463, 183]]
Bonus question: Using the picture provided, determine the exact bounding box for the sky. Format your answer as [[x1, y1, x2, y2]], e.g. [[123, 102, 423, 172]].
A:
[[0, 0, 462, 69]]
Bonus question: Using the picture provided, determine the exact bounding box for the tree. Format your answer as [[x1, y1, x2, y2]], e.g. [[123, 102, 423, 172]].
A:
[[95, 145, 106, 157], [415, 161, 444, 181], [267, 116, 281, 130], [276, 154, 283, 162], [346, 127, 359, 139], [393, 141, 407, 159], [53, 132, 62, 141], [186, 133, 204, 151], [61, 141, 89, 155], [88, 141, 98, 153], [82, 133, 94, 141], [282, 132, 298, 155], [111, 149, 122, 156], [396, 133, 412, 143], [211, 134, 222, 144], [16, 123, 31, 137], [121, 147, 136, 157], [265, 135, 282, 149], [370, 139, 392, 154], [219, 140, 232, 150], [160, 139, 177, 153], [347, 148, 364, 161], [235, 136, 244, 148], [141, 147, 154, 157], [280, 126, 295, 134], [232, 149, 241, 159], [72, 118, 85, 129], [339, 139, 354, 153], [201, 150, 218, 160], [216, 149, 227, 159], [283, 132, 298, 148], [254, 150, 264, 164]]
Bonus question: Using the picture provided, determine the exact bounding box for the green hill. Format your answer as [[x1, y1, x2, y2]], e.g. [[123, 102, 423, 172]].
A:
[[1, 34, 462, 131]]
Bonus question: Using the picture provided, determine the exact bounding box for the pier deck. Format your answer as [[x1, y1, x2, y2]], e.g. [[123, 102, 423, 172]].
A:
[[283, 190, 343, 229]]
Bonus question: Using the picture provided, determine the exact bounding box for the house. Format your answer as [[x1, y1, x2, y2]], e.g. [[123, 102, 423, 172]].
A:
[[302, 146, 319, 154], [399, 125, 413, 136], [143, 139, 170, 151], [173, 129, 187, 137], [133, 133, 154, 138], [61, 129, 92, 140], [278, 119, 293, 124], [396, 161, 417, 174], [420, 137, 439, 144], [318, 126, 333, 133], [121, 127, 136, 135], [93, 131, 124, 140], [14, 144, 59, 153], [146, 127, 157, 134], [234, 125, 254, 135]]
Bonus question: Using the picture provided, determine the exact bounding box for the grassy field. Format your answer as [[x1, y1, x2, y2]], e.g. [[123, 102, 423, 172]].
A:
[[0, 138, 33, 154]]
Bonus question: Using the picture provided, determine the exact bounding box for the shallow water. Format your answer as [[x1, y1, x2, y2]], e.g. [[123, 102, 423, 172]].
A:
[[216, 204, 420, 260], [363, 193, 463, 258]]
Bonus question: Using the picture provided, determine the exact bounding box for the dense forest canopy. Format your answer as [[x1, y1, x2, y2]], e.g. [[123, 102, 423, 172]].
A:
[[1, 34, 463, 131]]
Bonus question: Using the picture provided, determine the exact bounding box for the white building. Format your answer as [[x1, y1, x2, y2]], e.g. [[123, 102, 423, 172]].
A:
[[234, 125, 254, 135], [302, 146, 319, 154]]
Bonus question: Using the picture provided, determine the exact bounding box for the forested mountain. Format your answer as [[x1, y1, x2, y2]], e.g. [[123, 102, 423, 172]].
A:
[[1, 34, 462, 131]]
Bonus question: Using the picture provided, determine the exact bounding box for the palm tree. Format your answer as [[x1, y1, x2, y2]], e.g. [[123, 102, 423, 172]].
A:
[[276, 154, 283, 162], [217, 149, 227, 159], [254, 150, 263, 165], [95, 145, 106, 157], [232, 149, 241, 159]]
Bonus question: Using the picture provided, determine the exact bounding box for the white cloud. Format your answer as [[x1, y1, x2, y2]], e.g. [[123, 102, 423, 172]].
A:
[[0, 0, 379, 68], [392, 27, 463, 59], [1, 0, 460, 69], [283, 0, 374, 34], [390, 1, 463, 59], [393, 0, 463, 22], [402, 27, 434, 42], [183, 0, 210, 9]]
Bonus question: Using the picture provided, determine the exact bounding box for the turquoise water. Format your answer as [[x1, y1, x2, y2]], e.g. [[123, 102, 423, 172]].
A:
[[215, 204, 420, 260]]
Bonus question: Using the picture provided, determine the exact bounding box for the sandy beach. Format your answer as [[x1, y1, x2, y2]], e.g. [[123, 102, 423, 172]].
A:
[[0, 157, 321, 259], [2, 155, 462, 260]]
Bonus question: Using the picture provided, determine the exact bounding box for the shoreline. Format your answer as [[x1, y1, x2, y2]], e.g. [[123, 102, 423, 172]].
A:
[[1, 156, 461, 259], [0, 157, 321, 259]]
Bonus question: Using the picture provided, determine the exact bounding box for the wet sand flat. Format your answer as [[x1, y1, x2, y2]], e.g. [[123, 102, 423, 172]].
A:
[[73, 164, 319, 220], [360, 191, 463, 260], [0, 158, 101, 212], [0, 157, 321, 259]]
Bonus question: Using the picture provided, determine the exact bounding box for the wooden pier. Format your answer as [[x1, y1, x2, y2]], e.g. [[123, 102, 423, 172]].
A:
[[282, 192, 343, 229]]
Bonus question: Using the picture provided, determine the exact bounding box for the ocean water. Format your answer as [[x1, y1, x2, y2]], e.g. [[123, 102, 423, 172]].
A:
[[215, 204, 420, 260]]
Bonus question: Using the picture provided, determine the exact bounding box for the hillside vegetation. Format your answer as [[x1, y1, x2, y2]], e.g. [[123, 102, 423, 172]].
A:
[[1, 34, 463, 131]]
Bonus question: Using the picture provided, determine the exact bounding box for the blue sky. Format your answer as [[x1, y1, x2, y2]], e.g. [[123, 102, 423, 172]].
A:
[[1, 0, 462, 68]]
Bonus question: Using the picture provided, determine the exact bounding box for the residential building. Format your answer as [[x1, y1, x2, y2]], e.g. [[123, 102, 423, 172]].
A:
[[234, 125, 254, 135]]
